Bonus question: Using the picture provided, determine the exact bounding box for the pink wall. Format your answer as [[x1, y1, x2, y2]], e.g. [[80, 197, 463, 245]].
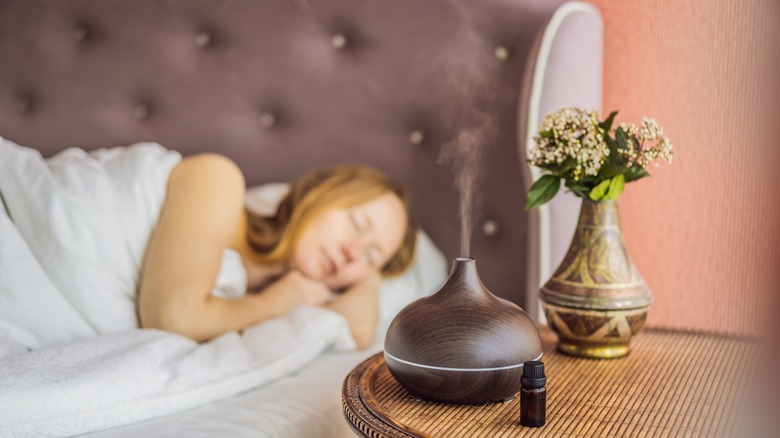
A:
[[585, 0, 779, 335]]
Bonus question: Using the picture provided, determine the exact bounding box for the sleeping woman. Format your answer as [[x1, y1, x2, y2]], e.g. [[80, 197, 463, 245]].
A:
[[138, 154, 417, 349]]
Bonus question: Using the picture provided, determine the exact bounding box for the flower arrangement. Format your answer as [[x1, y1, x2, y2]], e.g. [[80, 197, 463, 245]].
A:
[[525, 107, 673, 209]]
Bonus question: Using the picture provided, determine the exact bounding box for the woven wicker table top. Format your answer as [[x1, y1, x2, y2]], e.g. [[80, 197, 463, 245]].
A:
[[342, 326, 755, 437]]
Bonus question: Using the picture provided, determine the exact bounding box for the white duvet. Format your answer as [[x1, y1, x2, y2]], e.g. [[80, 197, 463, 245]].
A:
[[0, 138, 447, 437]]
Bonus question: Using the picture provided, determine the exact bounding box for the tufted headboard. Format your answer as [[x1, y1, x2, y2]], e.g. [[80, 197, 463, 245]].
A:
[[0, 0, 601, 309]]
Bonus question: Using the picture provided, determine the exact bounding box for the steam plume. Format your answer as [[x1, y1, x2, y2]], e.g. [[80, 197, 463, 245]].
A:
[[435, 28, 500, 257]]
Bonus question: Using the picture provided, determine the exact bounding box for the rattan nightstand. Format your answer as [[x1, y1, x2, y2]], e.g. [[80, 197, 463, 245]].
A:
[[342, 326, 754, 437]]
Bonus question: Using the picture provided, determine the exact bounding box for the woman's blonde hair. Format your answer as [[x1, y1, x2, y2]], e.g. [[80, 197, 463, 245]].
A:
[[245, 164, 417, 277]]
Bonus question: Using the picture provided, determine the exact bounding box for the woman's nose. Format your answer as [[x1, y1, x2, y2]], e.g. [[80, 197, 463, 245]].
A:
[[341, 239, 366, 264]]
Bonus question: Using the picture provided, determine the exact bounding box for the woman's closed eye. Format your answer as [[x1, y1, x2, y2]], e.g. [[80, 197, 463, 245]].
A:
[[365, 246, 381, 267], [348, 210, 384, 267], [349, 210, 368, 234]]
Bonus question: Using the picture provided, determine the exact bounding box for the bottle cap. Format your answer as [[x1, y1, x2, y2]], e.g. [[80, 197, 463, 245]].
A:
[[521, 360, 546, 388]]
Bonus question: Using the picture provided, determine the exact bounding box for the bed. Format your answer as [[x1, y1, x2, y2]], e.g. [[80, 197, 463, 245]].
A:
[[0, 0, 602, 436]]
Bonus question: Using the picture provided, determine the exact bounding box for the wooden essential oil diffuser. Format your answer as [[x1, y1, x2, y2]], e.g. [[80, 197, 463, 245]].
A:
[[383, 257, 542, 404]]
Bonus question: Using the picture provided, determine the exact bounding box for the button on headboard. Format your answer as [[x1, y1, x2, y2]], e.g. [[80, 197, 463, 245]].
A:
[[0, 0, 600, 307]]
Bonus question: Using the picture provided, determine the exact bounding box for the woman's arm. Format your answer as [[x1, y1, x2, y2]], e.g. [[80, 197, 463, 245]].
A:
[[137, 153, 256, 340], [324, 272, 381, 349], [138, 154, 328, 342]]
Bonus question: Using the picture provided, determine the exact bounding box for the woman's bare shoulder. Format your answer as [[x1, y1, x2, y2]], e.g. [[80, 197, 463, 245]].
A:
[[170, 153, 245, 189], [164, 152, 247, 245]]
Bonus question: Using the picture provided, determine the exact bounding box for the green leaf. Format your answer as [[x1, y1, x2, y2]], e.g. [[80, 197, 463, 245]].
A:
[[630, 136, 642, 151], [625, 167, 651, 182], [525, 174, 561, 210], [568, 187, 589, 199], [604, 174, 625, 200], [599, 111, 618, 131], [534, 162, 558, 173], [616, 128, 629, 150], [538, 130, 553, 139], [599, 163, 628, 179], [604, 135, 621, 162], [564, 178, 592, 199], [542, 157, 574, 176], [556, 157, 576, 176], [589, 178, 611, 201]]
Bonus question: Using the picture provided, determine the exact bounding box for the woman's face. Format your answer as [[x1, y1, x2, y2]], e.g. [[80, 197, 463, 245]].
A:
[[290, 192, 408, 290]]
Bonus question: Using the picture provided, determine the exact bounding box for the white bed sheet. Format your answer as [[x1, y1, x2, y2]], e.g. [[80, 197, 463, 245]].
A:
[[83, 341, 384, 438]]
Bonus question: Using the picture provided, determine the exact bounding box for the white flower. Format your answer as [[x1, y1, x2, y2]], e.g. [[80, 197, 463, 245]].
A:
[[529, 107, 608, 180], [617, 118, 673, 168]]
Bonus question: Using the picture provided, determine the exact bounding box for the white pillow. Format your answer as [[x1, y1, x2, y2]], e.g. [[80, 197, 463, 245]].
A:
[[245, 183, 449, 340]]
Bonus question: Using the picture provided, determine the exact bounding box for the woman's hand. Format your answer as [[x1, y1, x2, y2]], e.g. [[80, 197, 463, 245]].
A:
[[350, 271, 382, 293], [261, 270, 334, 316], [325, 271, 381, 349]]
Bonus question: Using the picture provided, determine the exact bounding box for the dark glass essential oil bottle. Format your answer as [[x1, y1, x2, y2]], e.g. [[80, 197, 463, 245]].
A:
[[520, 360, 546, 427]]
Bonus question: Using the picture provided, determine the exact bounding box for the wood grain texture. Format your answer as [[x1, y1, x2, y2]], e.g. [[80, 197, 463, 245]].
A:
[[344, 326, 757, 437], [383, 258, 542, 403], [582, 0, 780, 336]]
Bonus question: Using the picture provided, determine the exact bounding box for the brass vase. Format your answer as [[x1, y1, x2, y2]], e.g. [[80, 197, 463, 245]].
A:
[[541, 199, 652, 359]]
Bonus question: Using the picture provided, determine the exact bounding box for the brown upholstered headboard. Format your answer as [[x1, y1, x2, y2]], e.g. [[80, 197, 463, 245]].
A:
[[0, 0, 601, 307]]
